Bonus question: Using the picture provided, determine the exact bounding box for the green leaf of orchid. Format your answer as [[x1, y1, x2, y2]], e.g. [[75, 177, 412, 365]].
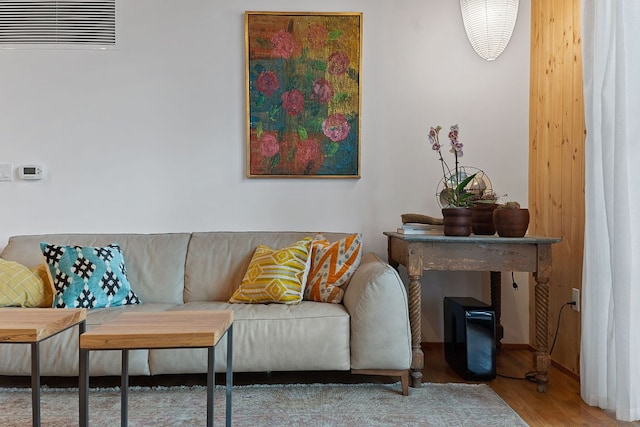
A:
[[456, 173, 477, 193], [454, 173, 478, 207]]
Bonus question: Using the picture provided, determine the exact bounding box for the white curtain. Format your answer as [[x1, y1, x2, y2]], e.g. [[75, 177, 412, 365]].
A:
[[581, 0, 640, 422]]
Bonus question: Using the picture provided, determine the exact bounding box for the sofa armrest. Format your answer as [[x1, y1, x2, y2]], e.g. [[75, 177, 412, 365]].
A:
[[343, 252, 412, 370]]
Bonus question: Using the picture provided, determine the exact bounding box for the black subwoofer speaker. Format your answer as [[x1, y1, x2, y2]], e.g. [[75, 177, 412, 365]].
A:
[[443, 297, 496, 380]]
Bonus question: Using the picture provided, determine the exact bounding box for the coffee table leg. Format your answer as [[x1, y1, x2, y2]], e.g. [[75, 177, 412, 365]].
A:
[[226, 325, 233, 427], [121, 349, 129, 426], [79, 349, 89, 427], [79, 321, 88, 427], [30, 342, 40, 427], [207, 346, 215, 427]]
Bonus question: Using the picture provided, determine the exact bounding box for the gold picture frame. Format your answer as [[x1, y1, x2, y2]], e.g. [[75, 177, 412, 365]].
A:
[[245, 11, 362, 178]]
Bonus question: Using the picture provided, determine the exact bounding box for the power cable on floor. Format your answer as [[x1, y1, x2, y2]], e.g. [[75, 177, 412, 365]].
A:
[[497, 301, 575, 381]]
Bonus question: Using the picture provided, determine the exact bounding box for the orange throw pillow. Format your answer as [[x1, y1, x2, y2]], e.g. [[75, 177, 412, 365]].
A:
[[304, 233, 362, 303]]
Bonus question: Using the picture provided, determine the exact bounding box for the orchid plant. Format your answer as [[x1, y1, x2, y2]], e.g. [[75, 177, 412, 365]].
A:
[[428, 124, 477, 208]]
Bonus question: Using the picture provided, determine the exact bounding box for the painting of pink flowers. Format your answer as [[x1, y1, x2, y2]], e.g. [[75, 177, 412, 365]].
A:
[[245, 12, 362, 178]]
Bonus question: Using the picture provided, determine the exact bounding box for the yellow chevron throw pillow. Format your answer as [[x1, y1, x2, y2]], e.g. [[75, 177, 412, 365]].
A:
[[229, 237, 313, 304], [304, 233, 363, 303], [0, 259, 50, 307]]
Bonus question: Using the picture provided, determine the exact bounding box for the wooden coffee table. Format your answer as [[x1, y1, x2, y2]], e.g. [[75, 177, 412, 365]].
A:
[[79, 310, 233, 427], [0, 308, 87, 427]]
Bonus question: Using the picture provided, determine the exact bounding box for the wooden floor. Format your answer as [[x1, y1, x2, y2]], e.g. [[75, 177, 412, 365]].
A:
[[1, 345, 639, 426], [423, 344, 640, 427]]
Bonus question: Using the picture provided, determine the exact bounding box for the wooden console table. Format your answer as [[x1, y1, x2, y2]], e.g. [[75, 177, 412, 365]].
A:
[[384, 232, 561, 392]]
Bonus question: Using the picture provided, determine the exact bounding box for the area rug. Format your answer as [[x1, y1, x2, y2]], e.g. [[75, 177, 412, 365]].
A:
[[0, 382, 528, 426]]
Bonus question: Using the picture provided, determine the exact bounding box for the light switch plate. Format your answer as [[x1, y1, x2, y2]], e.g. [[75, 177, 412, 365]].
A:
[[0, 163, 12, 181]]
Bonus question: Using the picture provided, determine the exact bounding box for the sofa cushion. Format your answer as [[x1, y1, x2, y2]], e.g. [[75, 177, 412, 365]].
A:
[[149, 301, 351, 374], [229, 237, 313, 304], [184, 231, 352, 302], [2, 233, 191, 305], [40, 242, 141, 309], [0, 259, 52, 307], [304, 233, 362, 303]]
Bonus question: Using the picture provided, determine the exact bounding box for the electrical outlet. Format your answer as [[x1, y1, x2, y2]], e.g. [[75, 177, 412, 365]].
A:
[[572, 288, 580, 312]]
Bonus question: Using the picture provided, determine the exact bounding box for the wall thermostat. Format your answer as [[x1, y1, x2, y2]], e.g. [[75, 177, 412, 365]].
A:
[[19, 165, 43, 180]]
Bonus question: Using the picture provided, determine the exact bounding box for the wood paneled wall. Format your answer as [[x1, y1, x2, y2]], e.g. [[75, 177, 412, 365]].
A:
[[529, 0, 585, 376]]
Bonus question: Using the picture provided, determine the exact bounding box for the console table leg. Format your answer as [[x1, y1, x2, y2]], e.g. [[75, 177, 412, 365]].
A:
[[534, 275, 550, 392], [490, 271, 504, 346], [408, 274, 423, 387]]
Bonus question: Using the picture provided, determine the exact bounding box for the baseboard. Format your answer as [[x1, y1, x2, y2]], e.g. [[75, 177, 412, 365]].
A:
[[421, 342, 443, 350], [421, 342, 580, 382], [421, 342, 528, 350]]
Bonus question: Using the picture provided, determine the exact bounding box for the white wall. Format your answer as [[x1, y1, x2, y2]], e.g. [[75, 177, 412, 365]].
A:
[[0, 0, 531, 343]]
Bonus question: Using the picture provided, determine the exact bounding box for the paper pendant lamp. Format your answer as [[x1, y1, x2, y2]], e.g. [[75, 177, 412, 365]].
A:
[[460, 0, 519, 61]]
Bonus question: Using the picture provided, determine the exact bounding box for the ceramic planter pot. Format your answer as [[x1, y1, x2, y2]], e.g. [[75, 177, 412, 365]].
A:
[[470, 204, 498, 235], [442, 207, 472, 236], [493, 208, 530, 237]]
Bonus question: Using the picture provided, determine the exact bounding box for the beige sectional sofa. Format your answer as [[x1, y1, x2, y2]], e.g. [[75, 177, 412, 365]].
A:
[[0, 232, 412, 390]]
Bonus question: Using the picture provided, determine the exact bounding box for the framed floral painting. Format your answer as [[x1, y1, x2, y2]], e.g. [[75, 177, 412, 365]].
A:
[[245, 11, 362, 178]]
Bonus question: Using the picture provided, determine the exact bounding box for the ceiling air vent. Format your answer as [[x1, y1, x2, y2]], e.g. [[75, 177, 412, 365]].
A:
[[0, 0, 116, 47]]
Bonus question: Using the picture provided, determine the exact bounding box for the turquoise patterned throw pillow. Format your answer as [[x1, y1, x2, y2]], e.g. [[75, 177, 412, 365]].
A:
[[40, 243, 141, 309]]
